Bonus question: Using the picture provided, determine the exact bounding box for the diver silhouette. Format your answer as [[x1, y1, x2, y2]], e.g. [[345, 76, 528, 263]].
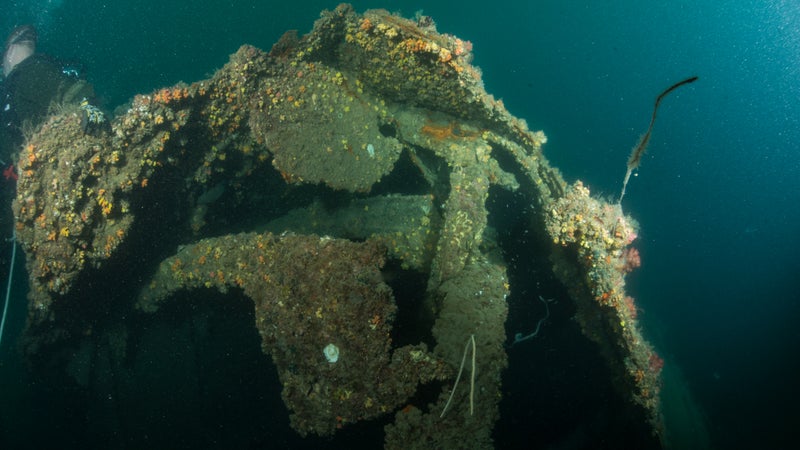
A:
[[0, 24, 102, 163]]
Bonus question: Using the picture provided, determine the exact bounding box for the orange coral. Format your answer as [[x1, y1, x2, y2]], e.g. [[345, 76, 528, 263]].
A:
[[26, 145, 37, 166], [172, 87, 187, 100], [452, 38, 472, 56], [153, 88, 171, 104], [402, 38, 427, 53]]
